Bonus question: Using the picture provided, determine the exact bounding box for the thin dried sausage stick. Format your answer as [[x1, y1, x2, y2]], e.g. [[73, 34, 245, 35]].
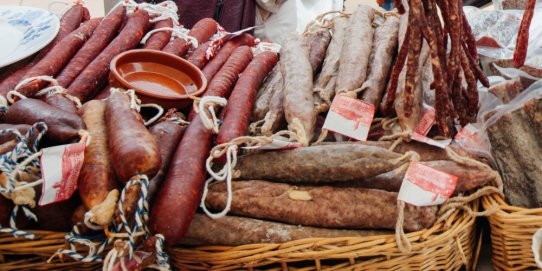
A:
[[360, 16, 400, 106], [106, 90, 161, 182], [67, 9, 151, 102], [188, 46, 253, 120], [381, 27, 410, 116], [149, 117, 213, 245], [513, 0, 536, 68], [217, 51, 278, 144], [402, 3, 423, 117], [281, 33, 315, 146], [78, 100, 117, 210], [335, 5, 375, 95], [142, 18, 173, 50], [202, 34, 255, 81], [56, 6, 126, 88]]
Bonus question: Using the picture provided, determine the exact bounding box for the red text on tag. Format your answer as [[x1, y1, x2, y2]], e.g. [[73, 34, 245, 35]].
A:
[[414, 106, 436, 136], [454, 124, 491, 155], [39, 142, 85, 206], [397, 161, 458, 206], [411, 132, 452, 149], [323, 94, 375, 141]]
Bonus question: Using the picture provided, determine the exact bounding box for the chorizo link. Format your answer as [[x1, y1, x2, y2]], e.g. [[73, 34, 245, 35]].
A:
[[67, 9, 151, 102], [216, 51, 278, 144], [188, 18, 219, 45], [142, 18, 173, 50], [513, 0, 536, 68], [56, 6, 126, 88], [162, 38, 189, 57], [187, 41, 213, 69], [106, 91, 161, 182], [201, 34, 256, 81]]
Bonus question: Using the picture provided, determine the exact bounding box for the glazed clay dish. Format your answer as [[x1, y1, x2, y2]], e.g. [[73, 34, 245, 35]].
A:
[[110, 49, 207, 109]]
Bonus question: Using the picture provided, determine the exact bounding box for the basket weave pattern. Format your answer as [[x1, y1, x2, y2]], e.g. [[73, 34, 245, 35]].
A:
[[0, 201, 480, 270], [483, 194, 542, 271]]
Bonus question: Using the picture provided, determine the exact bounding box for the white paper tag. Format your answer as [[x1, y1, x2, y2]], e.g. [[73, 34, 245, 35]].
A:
[[414, 105, 436, 136], [39, 142, 85, 206], [322, 95, 375, 141], [242, 136, 302, 151], [411, 132, 452, 149], [398, 161, 458, 207], [454, 124, 492, 155]]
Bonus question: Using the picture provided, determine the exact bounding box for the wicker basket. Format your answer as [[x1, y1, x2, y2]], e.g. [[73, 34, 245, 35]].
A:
[[482, 193, 542, 271], [0, 200, 481, 271]]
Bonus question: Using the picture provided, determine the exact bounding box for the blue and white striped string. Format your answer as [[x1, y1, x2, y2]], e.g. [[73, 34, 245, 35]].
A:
[[154, 234, 171, 270]]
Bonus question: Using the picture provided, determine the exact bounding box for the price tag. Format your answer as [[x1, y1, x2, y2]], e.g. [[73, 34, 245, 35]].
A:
[[322, 94, 375, 141], [398, 161, 457, 206], [39, 142, 85, 206], [411, 132, 452, 149], [242, 136, 302, 151], [414, 105, 436, 136], [454, 124, 491, 155]]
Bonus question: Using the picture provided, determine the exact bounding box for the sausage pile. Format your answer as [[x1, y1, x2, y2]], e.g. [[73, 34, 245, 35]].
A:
[[0, 1, 503, 268]]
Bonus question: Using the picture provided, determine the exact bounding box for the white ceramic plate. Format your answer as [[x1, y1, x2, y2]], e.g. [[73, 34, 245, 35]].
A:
[[0, 6, 60, 68]]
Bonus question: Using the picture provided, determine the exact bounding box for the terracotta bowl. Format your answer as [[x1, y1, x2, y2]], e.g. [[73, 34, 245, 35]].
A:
[[109, 49, 207, 109]]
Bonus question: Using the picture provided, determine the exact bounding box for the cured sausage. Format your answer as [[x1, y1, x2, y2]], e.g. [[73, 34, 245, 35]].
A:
[[236, 144, 405, 182], [360, 16, 400, 106], [513, 0, 536, 68], [32, 190, 80, 232], [106, 91, 161, 182], [150, 117, 213, 246], [0, 4, 89, 97], [261, 73, 285, 136], [56, 6, 126, 88], [307, 30, 332, 74], [4, 98, 84, 144], [251, 67, 280, 122], [335, 5, 375, 94], [45, 94, 79, 115], [281, 33, 315, 146], [188, 18, 218, 44], [201, 34, 255, 81], [78, 100, 117, 210], [15, 18, 101, 97], [204, 180, 437, 232], [162, 38, 189, 57], [68, 9, 151, 102], [142, 18, 173, 50], [188, 46, 253, 120], [216, 51, 278, 144], [187, 41, 213, 69], [147, 120, 185, 205]]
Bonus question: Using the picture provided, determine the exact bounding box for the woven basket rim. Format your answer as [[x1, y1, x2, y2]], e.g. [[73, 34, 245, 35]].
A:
[[482, 193, 542, 217]]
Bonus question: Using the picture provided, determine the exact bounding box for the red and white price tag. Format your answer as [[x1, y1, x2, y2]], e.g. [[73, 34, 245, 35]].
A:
[[411, 132, 452, 149], [39, 142, 85, 206], [397, 161, 458, 206], [322, 94, 375, 141], [454, 124, 491, 155], [242, 136, 302, 151], [414, 105, 436, 136]]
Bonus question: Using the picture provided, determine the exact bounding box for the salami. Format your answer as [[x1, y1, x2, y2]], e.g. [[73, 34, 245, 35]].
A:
[[261, 74, 285, 136], [281, 33, 315, 146], [187, 41, 213, 69], [251, 67, 280, 122], [216, 51, 278, 144], [204, 180, 437, 232], [202, 34, 256, 81], [56, 6, 126, 88], [360, 16, 400, 106], [67, 9, 151, 102], [162, 38, 189, 57], [45, 94, 79, 115], [335, 5, 375, 95], [142, 18, 173, 50], [307, 30, 332, 74]]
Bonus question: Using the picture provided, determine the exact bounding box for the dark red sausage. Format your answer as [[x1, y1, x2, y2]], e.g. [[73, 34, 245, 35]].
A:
[[32, 189, 80, 232], [16, 18, 101, 98], [45, 94, 79, 115], [92, 84, 111, 100], [106, 91, 161, 182], [3, 98, 84, 144], [513, 0, 536, 68], [147, 120, 185, 205], [0, 5, 90, 97], [188, 46, 253, 120], [56, 6, 126, 88], [0, 124, 31, 145], [188, 41, 213, 69], [188, 18, 218, 44], [143, 18, 173, 50], [217, 51, 278, 144], [162, 38, 190, 57], [202, 34, 256, 81], [150, 117, 212, 245], [67, 9, 151, 102]]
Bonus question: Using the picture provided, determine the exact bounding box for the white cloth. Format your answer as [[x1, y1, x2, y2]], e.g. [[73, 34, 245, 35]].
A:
[[255, 0, 344, 45]]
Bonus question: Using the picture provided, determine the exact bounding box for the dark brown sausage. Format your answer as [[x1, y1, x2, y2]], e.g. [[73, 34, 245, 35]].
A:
[[106, 91, 161, 182], [217, 51, 278, 145], [4, 98, 84, 144], [147, 121, 185, 205], [78, 100, 117, 210], [142, 18, 173, 50], [201, 34, 256, 81], [56, 6, 126, 88], [307, 30, 332, 74], [45, 94, 79, 115], [67, 9, 151, 102], [251, 67, 280, 122], [188, 46, 254, 120], [32, 189, 80, 232], [150, 117, 212, 245], [188, 18, 218, 44], [16, 18, 101, 97], [162, 38, 190, 57]]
